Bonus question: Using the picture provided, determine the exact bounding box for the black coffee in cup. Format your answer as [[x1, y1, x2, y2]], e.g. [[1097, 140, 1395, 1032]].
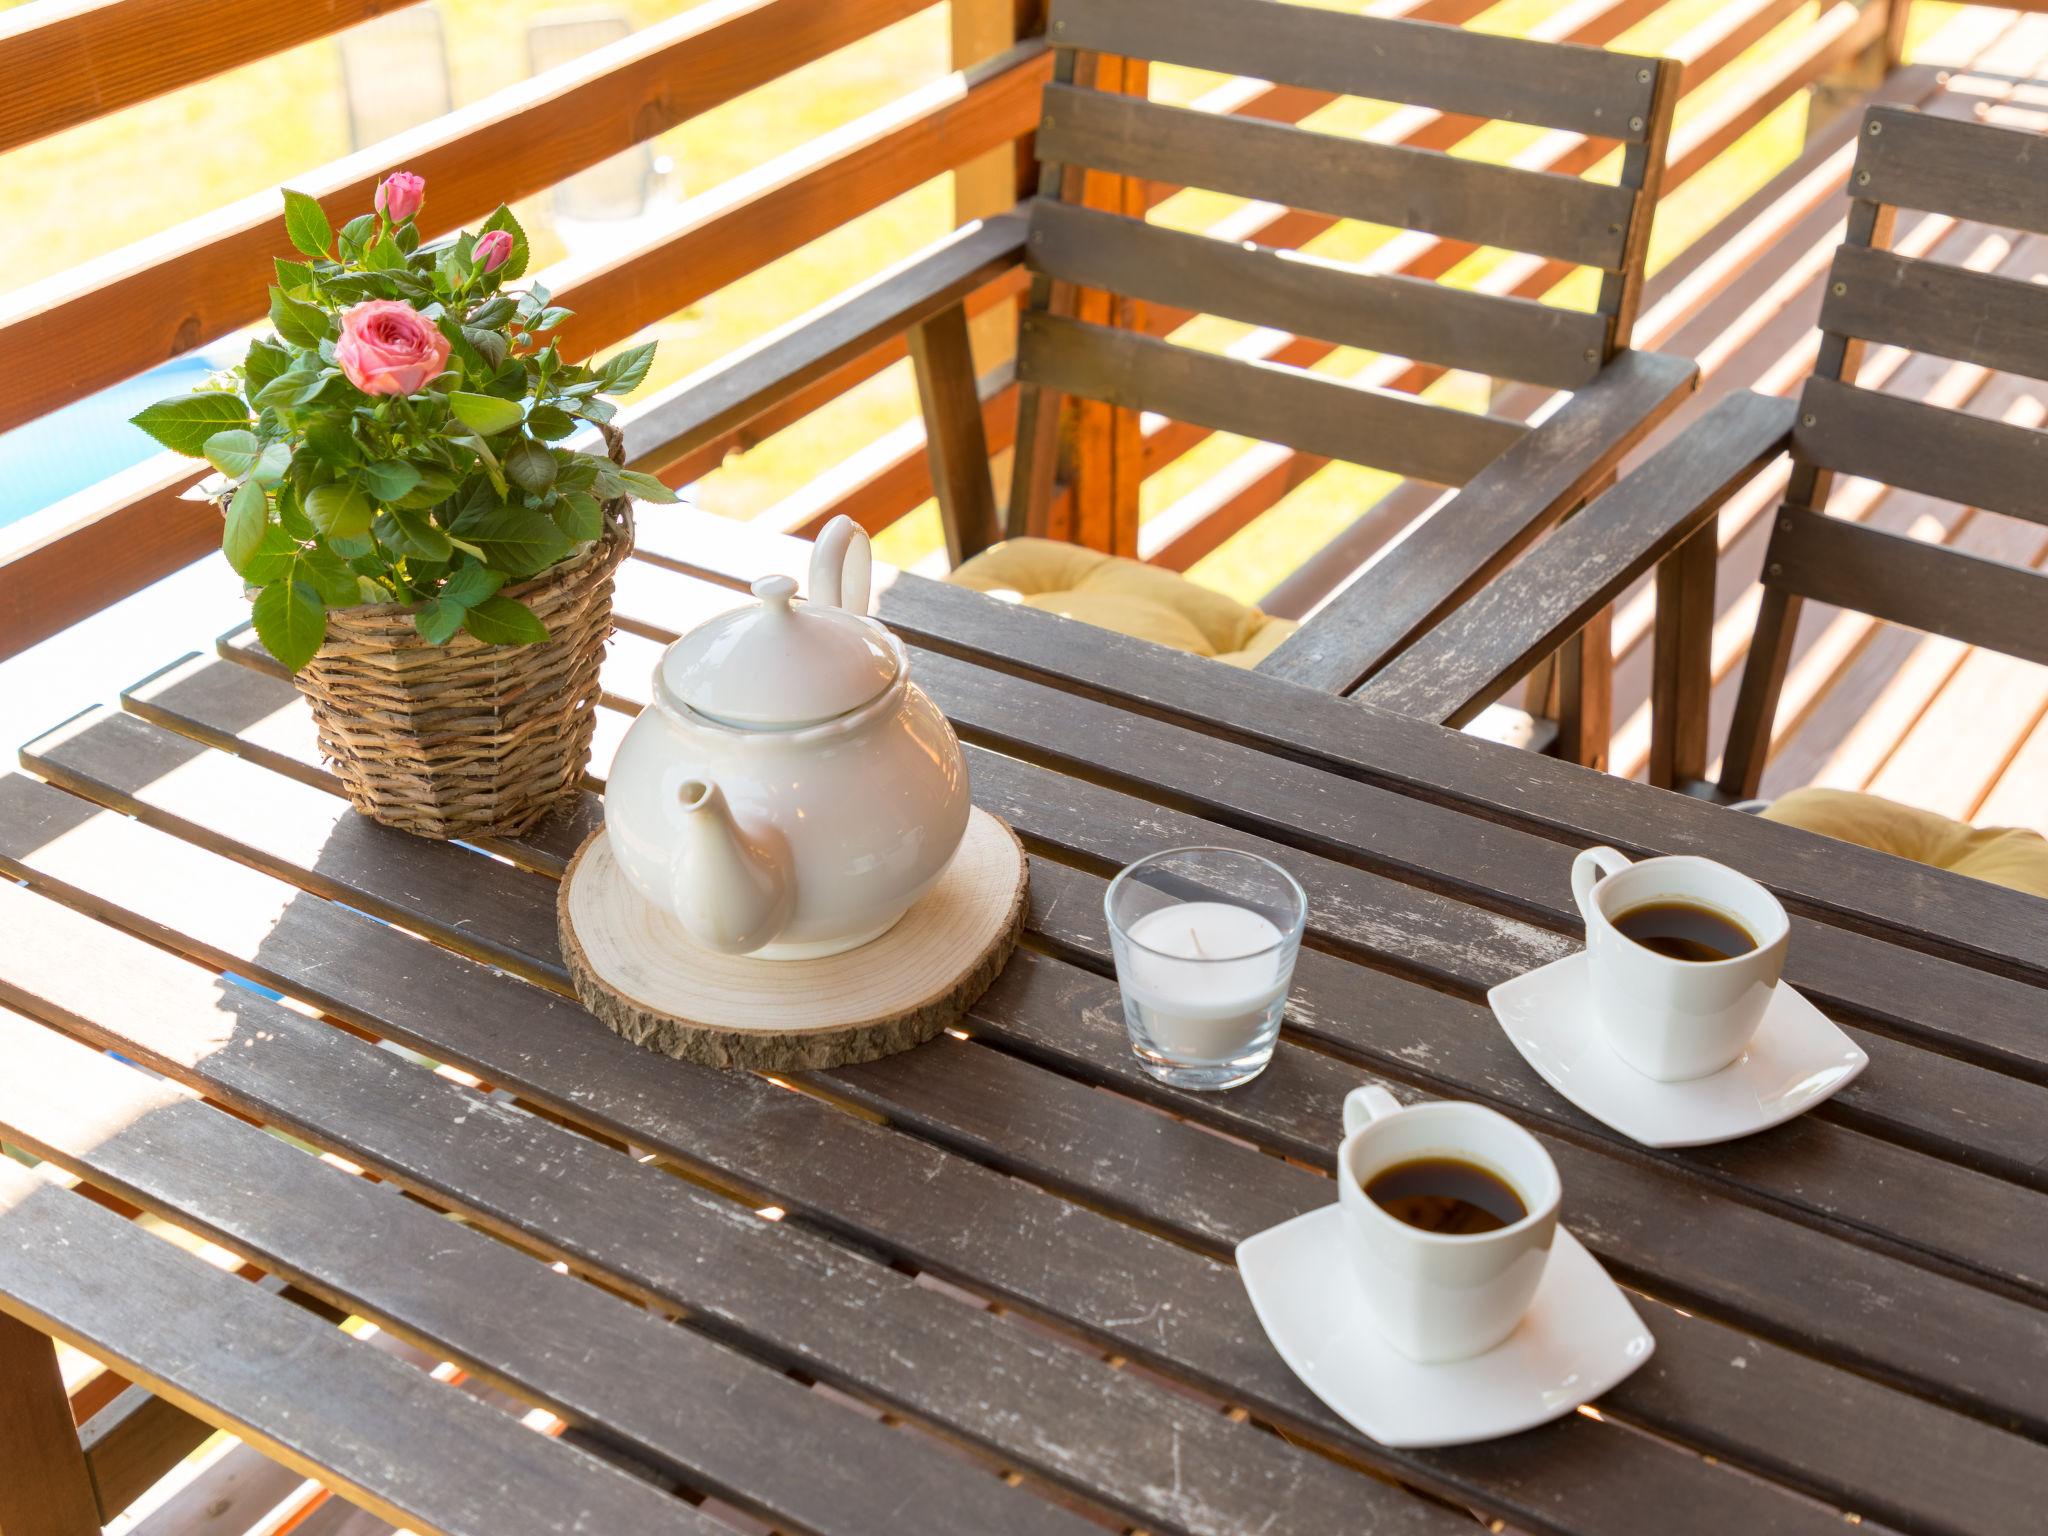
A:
[[1612, 899, 1757, 963], [1365, 1156, 1528, 1236]]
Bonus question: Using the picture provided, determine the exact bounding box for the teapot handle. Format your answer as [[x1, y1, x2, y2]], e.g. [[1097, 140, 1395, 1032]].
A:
[[809, 514, 872, 615]]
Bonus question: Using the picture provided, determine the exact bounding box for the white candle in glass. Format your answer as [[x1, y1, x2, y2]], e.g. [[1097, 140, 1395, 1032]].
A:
[[1120, 901, 1287, 1061]]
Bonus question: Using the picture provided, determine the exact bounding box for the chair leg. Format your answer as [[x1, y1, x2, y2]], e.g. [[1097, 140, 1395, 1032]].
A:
[[1556, 607, 1614, 772], [1649, 522, 1717, 790], [906, 303, 1001, 566], [0, 1310, 102, 1536], [1721, 586, 1803, 800]]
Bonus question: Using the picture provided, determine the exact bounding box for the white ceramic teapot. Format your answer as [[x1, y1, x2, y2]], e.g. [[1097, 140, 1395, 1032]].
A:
[[605, 516, 971, 959]]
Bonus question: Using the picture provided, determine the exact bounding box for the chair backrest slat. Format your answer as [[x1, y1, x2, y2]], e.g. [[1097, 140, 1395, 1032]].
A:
[[1027, 201, 1607, 391], [1037, 83, 1636, 269], [1819, 243, 2048, 384], [1020, 314, 1527, 488], [1050, 0, 1659, 142], [1856, 104, 2048, 237], [1773, 509, 2048, 667], [1793, 375, 2048, 529]]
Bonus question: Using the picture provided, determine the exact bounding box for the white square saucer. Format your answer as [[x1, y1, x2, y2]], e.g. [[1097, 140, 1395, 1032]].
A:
[[1236, 1208, 1652, 1448], [1488, 953, 1868, 1148]]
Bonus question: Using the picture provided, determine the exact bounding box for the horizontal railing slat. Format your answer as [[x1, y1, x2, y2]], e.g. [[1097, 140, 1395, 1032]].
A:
[[0, 0, 423, 154], [1821, 242, 2048, 381], [1857, 100, 2048, 235]]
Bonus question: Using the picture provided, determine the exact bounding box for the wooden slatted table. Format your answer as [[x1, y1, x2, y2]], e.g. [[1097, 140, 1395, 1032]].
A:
[[2, 521, 2045, 1536]]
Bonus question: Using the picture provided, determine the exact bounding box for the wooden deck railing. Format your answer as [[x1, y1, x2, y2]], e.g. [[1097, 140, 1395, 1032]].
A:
[[0, 0, 1988, 664]]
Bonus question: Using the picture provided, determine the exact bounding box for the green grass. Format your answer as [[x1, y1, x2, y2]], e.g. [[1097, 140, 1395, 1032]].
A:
[[0, 0, 1976, 595]]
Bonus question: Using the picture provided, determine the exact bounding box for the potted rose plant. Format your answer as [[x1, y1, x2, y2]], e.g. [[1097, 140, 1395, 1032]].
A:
[[132, 171, 676, 840]]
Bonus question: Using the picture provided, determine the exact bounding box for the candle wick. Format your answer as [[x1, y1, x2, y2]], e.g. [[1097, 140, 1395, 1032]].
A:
[[1188, 927, 1207, 958]]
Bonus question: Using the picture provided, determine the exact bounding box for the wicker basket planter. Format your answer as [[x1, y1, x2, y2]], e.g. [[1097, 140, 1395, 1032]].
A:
[[290, 495, 631, 842]]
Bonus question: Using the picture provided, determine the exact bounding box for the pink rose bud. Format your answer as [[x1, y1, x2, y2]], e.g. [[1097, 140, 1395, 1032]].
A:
[[334, 299, 452, 396], [374, 171, 426, 223], [474, 229, 514, 273]]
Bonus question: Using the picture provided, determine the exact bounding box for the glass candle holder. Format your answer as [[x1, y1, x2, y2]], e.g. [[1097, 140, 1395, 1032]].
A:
[[1105, 847, 1307, 1091]]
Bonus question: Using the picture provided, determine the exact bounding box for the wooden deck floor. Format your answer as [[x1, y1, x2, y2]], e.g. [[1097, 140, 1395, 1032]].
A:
[[1600, 5, 2048, 832]]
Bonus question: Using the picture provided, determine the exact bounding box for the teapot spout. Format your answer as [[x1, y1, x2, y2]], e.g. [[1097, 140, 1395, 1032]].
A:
[[669, 779, 793, 954]]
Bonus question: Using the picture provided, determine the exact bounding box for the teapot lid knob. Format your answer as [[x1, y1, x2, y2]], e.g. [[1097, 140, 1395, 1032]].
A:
[[752, 574, 798, 610]]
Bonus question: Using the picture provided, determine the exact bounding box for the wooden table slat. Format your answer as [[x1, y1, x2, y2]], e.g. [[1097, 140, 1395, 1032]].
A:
[[0, 771, 1870, 1536]]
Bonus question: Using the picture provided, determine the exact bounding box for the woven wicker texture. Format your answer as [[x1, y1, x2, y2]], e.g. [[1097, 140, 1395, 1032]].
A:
[[292, 427, 633, 841]]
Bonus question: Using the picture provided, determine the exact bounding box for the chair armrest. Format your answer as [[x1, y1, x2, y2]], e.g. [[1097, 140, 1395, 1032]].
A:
[[1354, 389, 1797, 726], [615, 211, 1029, 475], [1255, 347, 1698, 693]]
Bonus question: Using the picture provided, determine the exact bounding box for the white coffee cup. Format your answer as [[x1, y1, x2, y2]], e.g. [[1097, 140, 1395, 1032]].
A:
[[1337, 1087, 1561, 1363], [1571, 846, 1790, 1082]]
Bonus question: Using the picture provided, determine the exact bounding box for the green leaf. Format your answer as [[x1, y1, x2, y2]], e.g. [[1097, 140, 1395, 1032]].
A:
[[374, 505, 453, 562], [394, 464, 461, 509], [448, 391, 524, 437], [414, 596, 467, 646], [460, 326, 509, 371], [297, 545, 363, 605], [304, 481, 374, 540], [251, 441, 292, 488], [281, 189, 332, 259], [460, 507, 572, 578], [337, 212, 377, 257], [362, 233, 406, 272], [462, 595, 549, 646], [238, 525, 300, 587], [203, 428, 261, 478], [268, 286, 327, 348], [525, 405, 577, 440], [439, 563, 505, 608], [253, 364, 318, 410], [458, 433, 508, 497], [130, 393, 253, 456], [597, 341, 656, 394], [554, 490, 603, 543], [301, 416, 358, 466], [222, 479, 271, 574], [274, 482, 315, 540], [273, 258, 314, 296], [476, 205, 529, 280], [252, 578, 327, 672], [242, 338, 292, 396], [357, 459, 422, 503], [504, 437, 556, 494], [613, 468, 680, 504]]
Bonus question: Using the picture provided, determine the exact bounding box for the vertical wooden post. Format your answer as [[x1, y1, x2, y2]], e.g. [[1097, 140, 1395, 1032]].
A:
[[1810, 0, 1894, 145], [1882, 0, 1913, 72], [909, 305, 1002, 564], [0, 1310, 102, 1536], [1649, 523, 1717, 790], [1557, 607, 1614, 774], [1053, 52, 1148, 558]]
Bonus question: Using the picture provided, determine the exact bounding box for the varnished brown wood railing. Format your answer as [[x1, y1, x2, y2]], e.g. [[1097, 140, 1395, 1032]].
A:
[[0, 0, 424, 155], [0, 0, 1950, 668]]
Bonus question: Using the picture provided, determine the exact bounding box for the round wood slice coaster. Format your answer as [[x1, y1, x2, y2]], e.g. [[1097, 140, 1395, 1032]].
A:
[[558, 808, 1028, 1070]]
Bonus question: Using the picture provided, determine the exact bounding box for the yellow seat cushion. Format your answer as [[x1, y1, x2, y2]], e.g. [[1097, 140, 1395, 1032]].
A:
[[948, 538, 1296, 668], [1760, 788, 2048, 900]]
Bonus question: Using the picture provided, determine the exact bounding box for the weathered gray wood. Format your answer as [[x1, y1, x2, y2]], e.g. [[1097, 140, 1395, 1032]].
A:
[[1257, 348, 1696, 691], [1771, 505, 2048, 666], [1795, 375, 2048, 529], [1034, 83, 1637, 269], [0, 1009, 1101, 1536], [1358, 391, 1796, 724], [1821, 241, 2048, 382], [1018, 313, 1525, 486], [906, 301, 1003, 563], [0, 1160, 724, 1536], [0, 773, 1878, 1536], [1025, 194, 1606, 389], [1650, 521, 1719, 789], [1047, 0, 1659, 142], [1855, 102, 2048, 238], [618, 211, 1027, 475], [0, 1308, 100, 1536]]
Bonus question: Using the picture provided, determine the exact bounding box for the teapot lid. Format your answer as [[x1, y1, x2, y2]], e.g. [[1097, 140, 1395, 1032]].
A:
[[658, 574, 898, 729]]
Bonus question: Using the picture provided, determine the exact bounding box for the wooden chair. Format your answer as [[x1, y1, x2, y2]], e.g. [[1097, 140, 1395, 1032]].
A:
[[908, 0, 1699, 766], [1403, 102, 2048, 891]]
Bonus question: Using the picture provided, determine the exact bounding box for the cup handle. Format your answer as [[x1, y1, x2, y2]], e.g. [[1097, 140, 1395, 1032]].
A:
[[1343, 1085, 1402, 1137], [1571, 846, 1632, 932], [808, 514, 872, 615]]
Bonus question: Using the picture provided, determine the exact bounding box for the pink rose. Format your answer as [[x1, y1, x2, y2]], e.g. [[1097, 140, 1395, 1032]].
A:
[[335, 300, 451, 396], [474, 229, 514, 273], [374, 171, 425, 223]]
